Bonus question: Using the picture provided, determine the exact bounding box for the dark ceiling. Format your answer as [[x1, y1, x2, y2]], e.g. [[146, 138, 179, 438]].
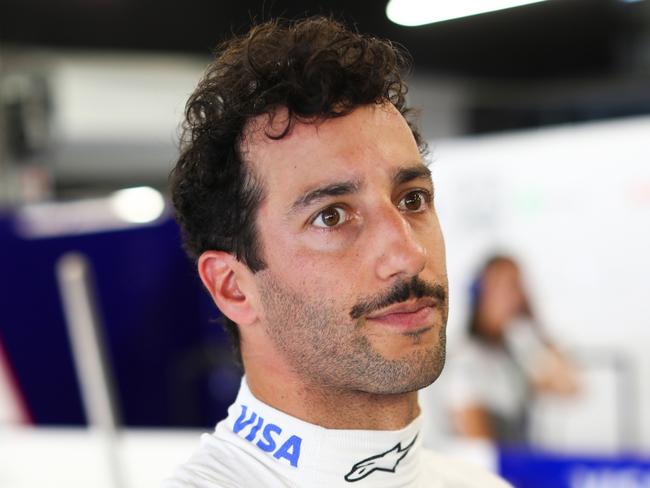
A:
[[1, 0, 648, 78]]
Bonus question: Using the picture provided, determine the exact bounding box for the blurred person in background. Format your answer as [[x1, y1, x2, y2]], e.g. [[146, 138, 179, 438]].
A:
[[164, 16, 510, 488], [447, 255, 579, 445]]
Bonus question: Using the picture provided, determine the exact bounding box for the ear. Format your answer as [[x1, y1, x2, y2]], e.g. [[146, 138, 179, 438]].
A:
[[198, 251, 258, 327]]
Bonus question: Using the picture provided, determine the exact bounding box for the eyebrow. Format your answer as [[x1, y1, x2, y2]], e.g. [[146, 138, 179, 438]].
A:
[[393, 165, 433, 186], [290, 180, 361, 213], [288, 163, 432, 214]]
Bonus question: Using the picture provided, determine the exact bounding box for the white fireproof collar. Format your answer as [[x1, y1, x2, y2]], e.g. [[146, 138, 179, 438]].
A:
[[222, 377, 424, 487]]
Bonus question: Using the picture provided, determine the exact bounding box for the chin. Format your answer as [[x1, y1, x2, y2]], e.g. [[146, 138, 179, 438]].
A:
[[398, 358, 446, 394], [360, 344, 447, 396]]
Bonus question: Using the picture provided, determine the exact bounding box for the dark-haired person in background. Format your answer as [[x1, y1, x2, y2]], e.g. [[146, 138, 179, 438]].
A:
[[164, 17, 510, 487], [447, 256, 579, 444]]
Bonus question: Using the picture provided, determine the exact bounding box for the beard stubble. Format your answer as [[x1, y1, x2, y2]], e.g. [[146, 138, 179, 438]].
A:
[[257, 271, 448, 395]]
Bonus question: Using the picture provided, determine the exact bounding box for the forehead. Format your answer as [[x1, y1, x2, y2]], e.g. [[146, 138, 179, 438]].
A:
[[240, 103, 423, 200]]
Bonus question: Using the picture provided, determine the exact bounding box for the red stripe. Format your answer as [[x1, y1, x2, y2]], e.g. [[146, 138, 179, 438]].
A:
[[0, 337, 34, 424]]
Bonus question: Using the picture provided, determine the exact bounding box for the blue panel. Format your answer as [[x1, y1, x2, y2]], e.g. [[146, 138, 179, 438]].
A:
[[0, 211, 240, 427], [499, 448, 650, 488]]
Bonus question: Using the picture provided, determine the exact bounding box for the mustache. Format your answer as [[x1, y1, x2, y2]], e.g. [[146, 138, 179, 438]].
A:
[[349, 276, 448, 320]]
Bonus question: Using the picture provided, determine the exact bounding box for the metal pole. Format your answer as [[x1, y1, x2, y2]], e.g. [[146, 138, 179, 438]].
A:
[[56, 252, 125, 488]]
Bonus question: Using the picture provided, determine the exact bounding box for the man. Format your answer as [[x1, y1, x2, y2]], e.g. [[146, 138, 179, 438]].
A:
[[165, 17, 511, 488]]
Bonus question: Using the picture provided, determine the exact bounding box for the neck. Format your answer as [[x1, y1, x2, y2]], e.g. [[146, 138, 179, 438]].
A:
[[475, 316, 506, 343], [244, 357, 420, 431]]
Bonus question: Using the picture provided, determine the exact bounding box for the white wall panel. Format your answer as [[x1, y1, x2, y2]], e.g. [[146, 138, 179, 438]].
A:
[[424, 116, 650, 452]]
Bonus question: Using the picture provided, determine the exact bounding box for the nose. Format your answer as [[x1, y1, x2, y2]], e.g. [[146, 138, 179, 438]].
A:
[[373, 205, 427, 282]]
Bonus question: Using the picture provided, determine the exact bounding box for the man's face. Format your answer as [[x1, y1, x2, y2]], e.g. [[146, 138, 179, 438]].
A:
[[243, 103, 448, 395]]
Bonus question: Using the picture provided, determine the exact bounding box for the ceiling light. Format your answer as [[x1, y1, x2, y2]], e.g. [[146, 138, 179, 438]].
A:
[[386, 0, 550, 27]]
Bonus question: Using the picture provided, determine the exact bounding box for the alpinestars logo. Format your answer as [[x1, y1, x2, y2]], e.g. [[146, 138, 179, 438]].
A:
[[344, 435, 418, 482]]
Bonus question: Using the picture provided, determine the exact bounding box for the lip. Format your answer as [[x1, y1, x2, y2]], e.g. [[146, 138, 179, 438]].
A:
[[366, 298, 438, 329]]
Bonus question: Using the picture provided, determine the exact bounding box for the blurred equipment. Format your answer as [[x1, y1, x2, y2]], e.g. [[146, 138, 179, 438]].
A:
[[0, 205, 241, 486], [0, 71, 53, 205], [0, 206, 237, 428], [0, 51, 205, 202], [530, 348, 640, 454]]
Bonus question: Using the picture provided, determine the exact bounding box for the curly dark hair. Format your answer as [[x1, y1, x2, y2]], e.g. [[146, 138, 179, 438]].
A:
[[170, 16, 425, 365]]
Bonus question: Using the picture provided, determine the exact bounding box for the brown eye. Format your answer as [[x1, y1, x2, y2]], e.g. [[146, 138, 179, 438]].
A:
[[401, 191, 424, 211], [313, 206, 345, 228]]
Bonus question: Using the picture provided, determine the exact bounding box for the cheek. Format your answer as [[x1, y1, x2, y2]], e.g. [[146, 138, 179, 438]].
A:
[[259, 212, 361, 266], [278, 249, 357, 295], [294, 216, 364, 255], [422, 218, 447, 269], [262, 232, 365, 287], [432, 227, 446, 260], [266, 250, 365, 323]]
